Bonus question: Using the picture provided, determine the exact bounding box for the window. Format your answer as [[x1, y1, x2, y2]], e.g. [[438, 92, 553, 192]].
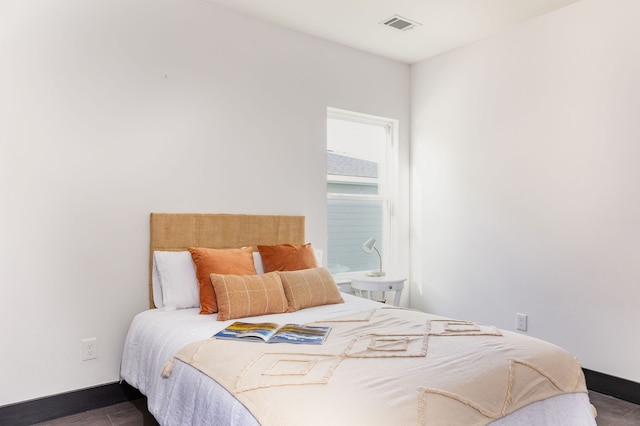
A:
[[326, 108, 396, 276]]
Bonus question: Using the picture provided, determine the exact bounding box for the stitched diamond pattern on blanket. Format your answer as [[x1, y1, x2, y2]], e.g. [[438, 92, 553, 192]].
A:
[[236, 353, 341, 392]]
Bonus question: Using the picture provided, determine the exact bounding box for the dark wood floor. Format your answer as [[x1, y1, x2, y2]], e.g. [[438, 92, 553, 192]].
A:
[[31, 397, 159, 426], [590, 391, 640, 426], [32, 391, 640, 425]]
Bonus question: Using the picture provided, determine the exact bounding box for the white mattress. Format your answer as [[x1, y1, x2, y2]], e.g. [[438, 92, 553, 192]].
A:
[[120, 294, 596, 425]]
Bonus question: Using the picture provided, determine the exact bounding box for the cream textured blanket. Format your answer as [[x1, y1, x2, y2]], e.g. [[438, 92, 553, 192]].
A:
[[163, 308, 587, 425]]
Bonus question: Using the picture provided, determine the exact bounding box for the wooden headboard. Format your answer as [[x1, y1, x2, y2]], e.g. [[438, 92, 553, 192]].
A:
[[149, 213, 306, 308]]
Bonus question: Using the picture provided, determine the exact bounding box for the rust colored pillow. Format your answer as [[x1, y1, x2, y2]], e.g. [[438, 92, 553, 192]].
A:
[[210, 272, 289, 321], [188, 247, 256, 314], [278, 267, 344, 312], [257, 243, 318, 273]]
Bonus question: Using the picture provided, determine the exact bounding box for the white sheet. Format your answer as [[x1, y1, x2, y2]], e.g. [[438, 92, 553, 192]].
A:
[[120, 294, 596, 425]]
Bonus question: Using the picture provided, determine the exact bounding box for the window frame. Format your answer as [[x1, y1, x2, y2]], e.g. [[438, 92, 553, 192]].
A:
[[326, 107, 399, 280]]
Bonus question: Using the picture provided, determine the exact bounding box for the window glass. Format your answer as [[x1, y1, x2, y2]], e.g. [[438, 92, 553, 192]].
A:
[[327, 110, 392, 275]]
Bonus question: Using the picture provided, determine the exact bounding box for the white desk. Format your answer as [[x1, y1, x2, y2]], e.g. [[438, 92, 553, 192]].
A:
[[349, 275, 406, 306]]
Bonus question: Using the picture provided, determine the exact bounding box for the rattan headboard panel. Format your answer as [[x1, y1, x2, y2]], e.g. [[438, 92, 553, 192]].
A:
[[149, 213, 305, 308]]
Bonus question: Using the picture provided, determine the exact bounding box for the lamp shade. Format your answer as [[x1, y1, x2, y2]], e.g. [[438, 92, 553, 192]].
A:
[[362, 237, 377, 254]]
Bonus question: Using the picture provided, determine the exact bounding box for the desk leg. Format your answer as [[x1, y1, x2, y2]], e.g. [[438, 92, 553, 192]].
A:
[[356, 289, 373, 300], [392, 290, 402, 306]]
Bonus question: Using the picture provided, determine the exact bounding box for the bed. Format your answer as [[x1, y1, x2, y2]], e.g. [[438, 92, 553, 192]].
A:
[[120, 213, 596, 425]]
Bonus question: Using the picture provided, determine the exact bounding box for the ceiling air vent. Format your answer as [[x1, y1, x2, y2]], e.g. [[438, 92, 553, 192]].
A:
[[381, 15, 421, 31]]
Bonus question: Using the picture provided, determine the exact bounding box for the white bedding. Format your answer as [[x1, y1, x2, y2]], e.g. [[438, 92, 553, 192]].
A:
[[120, 294, 596, 425]]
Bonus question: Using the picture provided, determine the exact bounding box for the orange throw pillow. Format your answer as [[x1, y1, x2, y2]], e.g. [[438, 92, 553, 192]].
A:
[[210, 272, 288, 321], [188, 247, 256, 314], [257, 243, 318, 273], [278, 267, 344, 312]]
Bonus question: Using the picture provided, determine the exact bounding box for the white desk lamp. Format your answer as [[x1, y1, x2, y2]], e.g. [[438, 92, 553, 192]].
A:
[[361, 237, 385, 277]]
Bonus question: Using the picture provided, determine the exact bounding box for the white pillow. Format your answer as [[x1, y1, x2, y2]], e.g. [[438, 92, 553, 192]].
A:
[[253, 251, 265, 274], [152, 257, 163, 309], [152, 251, 199, 310]]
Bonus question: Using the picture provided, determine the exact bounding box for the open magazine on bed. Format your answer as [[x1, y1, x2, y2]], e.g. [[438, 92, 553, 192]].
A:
[[213, 321, 331, 344]]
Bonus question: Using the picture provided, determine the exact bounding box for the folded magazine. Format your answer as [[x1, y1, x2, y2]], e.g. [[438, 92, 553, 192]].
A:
[[213, 321, 331, 344]]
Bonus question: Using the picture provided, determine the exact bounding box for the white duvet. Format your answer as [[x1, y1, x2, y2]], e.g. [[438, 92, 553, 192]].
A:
[[120, 294, 595, 425]]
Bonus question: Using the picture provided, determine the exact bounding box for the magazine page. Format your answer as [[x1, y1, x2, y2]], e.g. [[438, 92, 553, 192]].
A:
[[268, 324, 331, 344], [214, 322, 280, 342]]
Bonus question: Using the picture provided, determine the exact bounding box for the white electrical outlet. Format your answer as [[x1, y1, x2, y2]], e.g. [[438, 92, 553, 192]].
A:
[[82, 338, 98, 361], [516, 313, 528, 332]]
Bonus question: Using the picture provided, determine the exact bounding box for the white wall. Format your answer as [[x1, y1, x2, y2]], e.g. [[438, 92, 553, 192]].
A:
[[411, 0, 640, 383], [0, 0, 410, 406]]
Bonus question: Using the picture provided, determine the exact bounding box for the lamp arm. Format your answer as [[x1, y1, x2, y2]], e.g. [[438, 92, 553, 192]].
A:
[[373, 247, 383, 274]]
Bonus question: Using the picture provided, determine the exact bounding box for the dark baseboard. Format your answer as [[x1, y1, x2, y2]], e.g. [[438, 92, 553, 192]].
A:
[[0, 381, 143, 426], [584, 368, 640, 405]]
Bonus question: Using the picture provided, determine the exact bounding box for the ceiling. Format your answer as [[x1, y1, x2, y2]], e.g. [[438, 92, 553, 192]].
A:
[[205, 0, 582, 64]]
